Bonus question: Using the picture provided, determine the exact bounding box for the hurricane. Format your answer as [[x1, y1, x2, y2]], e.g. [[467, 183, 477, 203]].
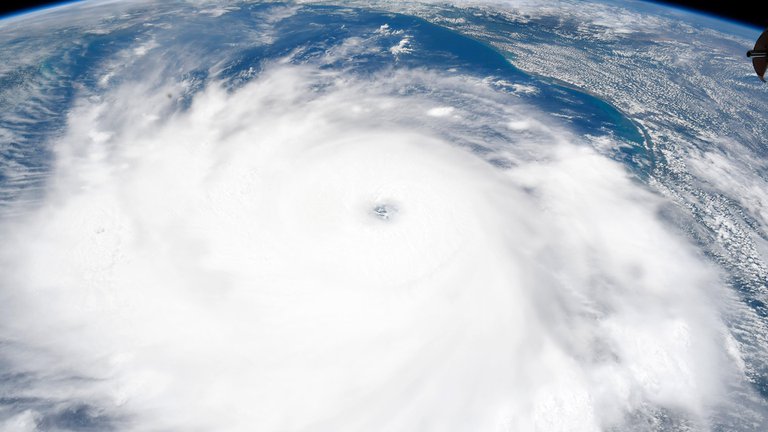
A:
[[1, 1, 767, 431]]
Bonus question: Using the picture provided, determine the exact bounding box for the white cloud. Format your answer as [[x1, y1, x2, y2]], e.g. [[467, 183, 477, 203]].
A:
[[0, 61, 746, 430], [389, 37, 413, 56], [427, 106, 455, 117], [0, 410, 39, 432]]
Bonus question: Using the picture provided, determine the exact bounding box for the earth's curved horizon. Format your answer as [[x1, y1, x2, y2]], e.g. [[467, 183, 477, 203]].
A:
[[1, 1, 767, 431]]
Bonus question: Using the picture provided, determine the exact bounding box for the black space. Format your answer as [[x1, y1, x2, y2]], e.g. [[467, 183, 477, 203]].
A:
[[656, 1, 766, 28], [0, 1, 57, 18], [0, 0, 765, 29], [0, 1, 61, 18]]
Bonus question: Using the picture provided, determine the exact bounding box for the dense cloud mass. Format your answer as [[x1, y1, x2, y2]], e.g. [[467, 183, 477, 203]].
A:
[[0, 1, 766, 431]]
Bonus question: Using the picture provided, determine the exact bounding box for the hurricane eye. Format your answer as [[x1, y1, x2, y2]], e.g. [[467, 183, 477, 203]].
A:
[[372, 203, 398, 221]]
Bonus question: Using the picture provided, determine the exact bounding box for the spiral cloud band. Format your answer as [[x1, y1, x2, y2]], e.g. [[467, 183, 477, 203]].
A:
[[0, 2, 763, 431]]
